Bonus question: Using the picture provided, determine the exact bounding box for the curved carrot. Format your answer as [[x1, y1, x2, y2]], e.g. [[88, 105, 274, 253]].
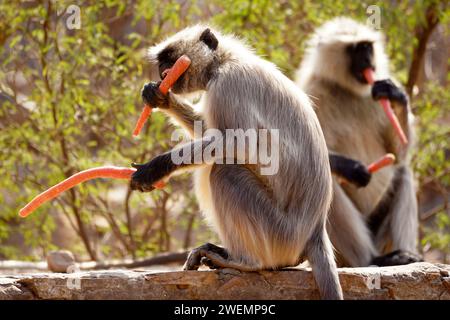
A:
[[158, 55, 191, 94], [133, 55, 191, 137], [363, 68, 408, 145], [367, 153, 396, 173], [19, 166, 165, 218], [132, 105, 152, 137], [153, 181, 166, 189]]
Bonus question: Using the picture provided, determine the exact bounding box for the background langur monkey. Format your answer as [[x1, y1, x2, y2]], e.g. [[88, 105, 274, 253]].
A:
[[130, 26, 343, 299], [296, 17, 421, 267]]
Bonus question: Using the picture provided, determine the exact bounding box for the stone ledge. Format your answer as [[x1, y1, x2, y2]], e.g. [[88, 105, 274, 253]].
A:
[[0, 262, 449, 300]]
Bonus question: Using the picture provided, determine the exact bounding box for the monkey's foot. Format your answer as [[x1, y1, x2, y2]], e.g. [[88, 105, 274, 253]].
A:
[[183, 243, 229, 270], [371, 250, 423, 266], [183, 243, 261, 272]]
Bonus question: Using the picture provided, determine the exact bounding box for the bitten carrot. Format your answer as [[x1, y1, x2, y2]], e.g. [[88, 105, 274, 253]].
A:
[[363, 68, 408, 145], [19, 166, 165, 218], [132, 55, 191, 137], [367, 153, 396, 173]]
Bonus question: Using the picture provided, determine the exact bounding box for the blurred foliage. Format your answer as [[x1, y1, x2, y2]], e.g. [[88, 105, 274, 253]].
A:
[[413, 83, 450, 262], [0, 0, 448, 262]]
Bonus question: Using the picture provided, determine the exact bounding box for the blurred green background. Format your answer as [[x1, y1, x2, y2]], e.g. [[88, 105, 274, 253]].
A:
[[0, 0, 448, 264]]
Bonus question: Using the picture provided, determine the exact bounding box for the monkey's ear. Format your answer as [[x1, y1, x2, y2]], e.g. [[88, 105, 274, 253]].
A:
[[200, 28, 218, 51]]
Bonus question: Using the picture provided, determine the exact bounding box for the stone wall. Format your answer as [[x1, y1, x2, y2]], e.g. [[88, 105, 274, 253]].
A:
[[0, 262, 449, 300]]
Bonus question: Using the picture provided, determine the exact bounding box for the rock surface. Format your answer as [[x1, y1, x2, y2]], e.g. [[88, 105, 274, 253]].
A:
[[46, 250, 76, 273], [0, 262, 448, 300]]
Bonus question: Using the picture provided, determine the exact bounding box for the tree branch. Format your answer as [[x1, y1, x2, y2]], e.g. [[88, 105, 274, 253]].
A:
[[406, 4, 439, 98]]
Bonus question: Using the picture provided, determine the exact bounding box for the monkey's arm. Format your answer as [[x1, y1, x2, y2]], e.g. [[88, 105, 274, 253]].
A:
[[369, 166, 421, 265], [130, 136, 216, 192], [142, 81, 204, 137], [329, 151, 371, 187]]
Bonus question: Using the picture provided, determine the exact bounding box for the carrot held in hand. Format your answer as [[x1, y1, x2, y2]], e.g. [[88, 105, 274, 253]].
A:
[[133, 55, 191, 137], [363, 68, 408, 145], [19, 166, 165, 218], [132, 105, 152, 137], [367, 153, 396, 173]]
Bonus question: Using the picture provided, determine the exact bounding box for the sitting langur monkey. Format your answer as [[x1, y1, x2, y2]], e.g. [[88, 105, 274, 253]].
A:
[[130, 26, 343, 299], [296, 18, 421, 267]]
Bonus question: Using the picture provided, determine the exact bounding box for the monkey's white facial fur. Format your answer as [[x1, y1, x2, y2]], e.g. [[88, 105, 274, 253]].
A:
[[297, 17, 390, 97], [147, 25, 244, 95]]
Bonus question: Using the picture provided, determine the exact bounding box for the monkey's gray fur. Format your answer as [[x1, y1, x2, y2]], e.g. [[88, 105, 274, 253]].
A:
[[132, 25, 343, 299], [296, 17, 419, 267]]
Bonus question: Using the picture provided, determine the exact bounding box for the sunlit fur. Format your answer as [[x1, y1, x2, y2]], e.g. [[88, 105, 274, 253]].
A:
[[148, 25, 342, 299], [297, 17, 389, 97], [296, 18, 418, 267]]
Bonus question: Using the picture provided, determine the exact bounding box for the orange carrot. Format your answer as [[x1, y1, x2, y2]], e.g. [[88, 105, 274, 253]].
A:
[[132, 105, 152, 137], [19, 166, 165, 218], [132, 55, 191, 137], [153, 180, 166, 189], [367, 153, 396, 173], [363, 68, 408, 145], [158, 55, 191, 94]]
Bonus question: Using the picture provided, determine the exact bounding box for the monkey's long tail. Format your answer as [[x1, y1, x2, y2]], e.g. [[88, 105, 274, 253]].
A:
[[19, 166, 164, 218]]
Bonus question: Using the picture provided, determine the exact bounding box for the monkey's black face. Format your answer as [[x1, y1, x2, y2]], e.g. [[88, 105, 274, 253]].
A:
[[346, 41, 374, 84], [155, 45, 187, 92]]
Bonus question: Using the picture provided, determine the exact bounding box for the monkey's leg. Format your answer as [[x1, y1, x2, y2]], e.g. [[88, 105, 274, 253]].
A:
[[370, 166, 422, 266], [305, 226, 343, 300], [327, 180, 378, 267], [186, 165, 343, 299], [184, 164, 282, 272]]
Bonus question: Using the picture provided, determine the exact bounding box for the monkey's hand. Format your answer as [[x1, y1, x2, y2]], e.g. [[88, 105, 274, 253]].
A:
[[141, 81, 170, 109], [329, 154, 371, 187], [130, 156, 171, 192], [372, 79, 408, 107]]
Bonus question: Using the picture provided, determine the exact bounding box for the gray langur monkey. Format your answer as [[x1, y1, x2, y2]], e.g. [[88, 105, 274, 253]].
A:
[[296, 17, 422, 267], [130, 25, 343, 299]]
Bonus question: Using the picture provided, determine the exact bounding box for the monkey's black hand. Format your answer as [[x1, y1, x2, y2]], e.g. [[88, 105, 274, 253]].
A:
[[371, 250, 423, 266], [329, 154, 371, 187], [130, 155, 172, 192], [372, 79, 408, 107], [141, 81, 170, 109]]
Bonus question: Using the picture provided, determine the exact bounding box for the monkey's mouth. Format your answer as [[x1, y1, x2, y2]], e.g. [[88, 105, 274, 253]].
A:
[[160, 68, 170, 80], [159, 61, 174, 80], [356, 68, 373, 84]]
